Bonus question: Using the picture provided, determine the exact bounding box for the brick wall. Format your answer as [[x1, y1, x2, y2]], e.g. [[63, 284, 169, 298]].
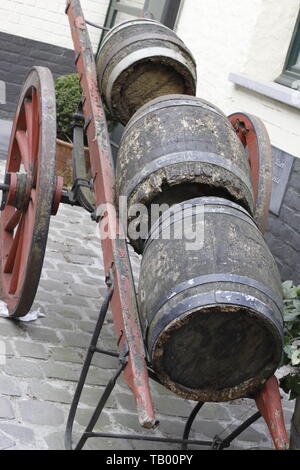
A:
[[0, 31, 75, 119], [266, 157, 300, 284]]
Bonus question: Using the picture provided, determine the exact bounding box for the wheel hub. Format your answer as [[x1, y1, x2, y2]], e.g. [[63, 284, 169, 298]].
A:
[[1, 172, 33, 212]]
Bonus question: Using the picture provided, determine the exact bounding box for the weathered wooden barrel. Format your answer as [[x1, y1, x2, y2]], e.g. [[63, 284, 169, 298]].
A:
[[138, 197, 284, 402], [117, 95, 254, 252], [96, 19, 197, 124]]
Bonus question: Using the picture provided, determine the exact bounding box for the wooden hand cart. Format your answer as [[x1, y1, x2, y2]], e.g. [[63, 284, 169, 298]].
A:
[[0, 0, 289, 450]]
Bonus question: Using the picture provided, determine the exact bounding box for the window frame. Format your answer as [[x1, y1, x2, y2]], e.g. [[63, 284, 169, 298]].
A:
[[276, 10, 300, 89], [143, 0, 182, 29], [97, 0, 182, 52]]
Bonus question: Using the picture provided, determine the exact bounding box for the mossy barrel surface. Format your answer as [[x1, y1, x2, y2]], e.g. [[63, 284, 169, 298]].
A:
[[138, 197, 283, 402], [117, 95, 254, 252], [96, 20, 197, 125]]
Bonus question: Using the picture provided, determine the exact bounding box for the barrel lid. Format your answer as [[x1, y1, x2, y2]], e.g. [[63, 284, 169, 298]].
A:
[[147, 292, 283, 401]]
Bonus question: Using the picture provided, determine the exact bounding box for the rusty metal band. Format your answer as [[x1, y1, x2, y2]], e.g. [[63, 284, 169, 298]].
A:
[[97, 32, 193, 87], [123, 98, 226, 137], [122, 151, 253, 202], [99, 18, 171, 51], [145, 273, 283, 328], [148, 290, 284, 355], [106, 47, 197, 110]]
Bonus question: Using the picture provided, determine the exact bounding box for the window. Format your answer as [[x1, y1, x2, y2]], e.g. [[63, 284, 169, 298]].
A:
[[97, 0, 182, 51], [144, 0, 182, 29], [276, 10, 300, 89]]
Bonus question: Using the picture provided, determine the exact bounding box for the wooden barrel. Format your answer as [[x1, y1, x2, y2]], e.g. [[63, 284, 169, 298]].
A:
[[117, 95, 254, 252], [138, 197, 284, 402], [96, 19, 197, 125]]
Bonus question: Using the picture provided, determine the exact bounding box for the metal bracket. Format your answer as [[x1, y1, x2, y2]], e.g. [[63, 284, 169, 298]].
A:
[[119, 341, 129, 366], [211, 435, 224, 450], [69, 177, 93, 204], [71, 109, 85, 129], [84, 114, 92, 133]]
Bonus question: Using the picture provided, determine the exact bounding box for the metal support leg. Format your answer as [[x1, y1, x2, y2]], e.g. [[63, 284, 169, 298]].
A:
[[65, 283, 114, 450], [75, 361, 127, 450], [213, 411, 262, 450], [181, 402, 204, 450]]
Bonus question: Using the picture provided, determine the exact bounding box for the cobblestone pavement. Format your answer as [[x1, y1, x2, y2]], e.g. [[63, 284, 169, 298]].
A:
[[0, 158, 295, 451]]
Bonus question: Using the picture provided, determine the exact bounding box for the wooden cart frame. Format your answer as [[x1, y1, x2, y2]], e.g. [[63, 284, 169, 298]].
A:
[[0, 0, 289, 450]]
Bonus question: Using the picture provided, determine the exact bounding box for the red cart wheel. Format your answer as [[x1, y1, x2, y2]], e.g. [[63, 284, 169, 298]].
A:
[[228, 112, 272, 233], [0, 66, 60, 317]]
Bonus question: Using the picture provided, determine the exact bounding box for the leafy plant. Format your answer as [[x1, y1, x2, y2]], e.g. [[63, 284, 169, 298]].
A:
[[55, 74, 82, 142], [279, 280, 300, 399], [55, 73, 117, 143]]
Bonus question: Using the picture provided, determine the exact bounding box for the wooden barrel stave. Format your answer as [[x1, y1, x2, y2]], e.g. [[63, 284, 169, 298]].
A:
[[138, 197, 284, 402]]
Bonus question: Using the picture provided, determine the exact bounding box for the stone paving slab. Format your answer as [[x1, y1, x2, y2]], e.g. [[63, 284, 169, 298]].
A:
[[0, 159, 295, 450]]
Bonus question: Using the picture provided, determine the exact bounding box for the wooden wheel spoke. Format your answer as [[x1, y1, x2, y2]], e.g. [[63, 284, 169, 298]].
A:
[[4, 209, 22, 232], [24, 98, 33, 154], [30, 188, 36, 206], [4, 215, 25, 274], [9, 230, 24, 295], [24, 91, 39, 170], [15, 130, 30, 171], [9, 199, 34, 295]]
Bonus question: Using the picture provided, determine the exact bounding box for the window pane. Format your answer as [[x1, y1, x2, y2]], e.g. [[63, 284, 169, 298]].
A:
[[276, 10, 300, 87]]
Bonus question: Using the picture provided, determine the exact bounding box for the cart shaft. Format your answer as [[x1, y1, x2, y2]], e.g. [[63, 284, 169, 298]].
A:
[[65, 0, 156, 429]]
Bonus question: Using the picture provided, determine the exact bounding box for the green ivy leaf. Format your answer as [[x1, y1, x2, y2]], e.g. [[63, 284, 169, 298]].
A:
[[293, 299, 300, 310], [282, 281, 298, 299], [281, 281, 300, 396], [284, 345, 293, 360], [280, 374, 300, 399], [291, 349, 300, 365], [284, 311, 300, 322]]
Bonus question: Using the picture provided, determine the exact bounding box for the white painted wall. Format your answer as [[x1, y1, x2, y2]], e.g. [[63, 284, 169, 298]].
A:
[[0, 0, 145, 51], [176, 0, 300, 158], [0, 0, 109, 52], [1, 0, 299, 157]]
